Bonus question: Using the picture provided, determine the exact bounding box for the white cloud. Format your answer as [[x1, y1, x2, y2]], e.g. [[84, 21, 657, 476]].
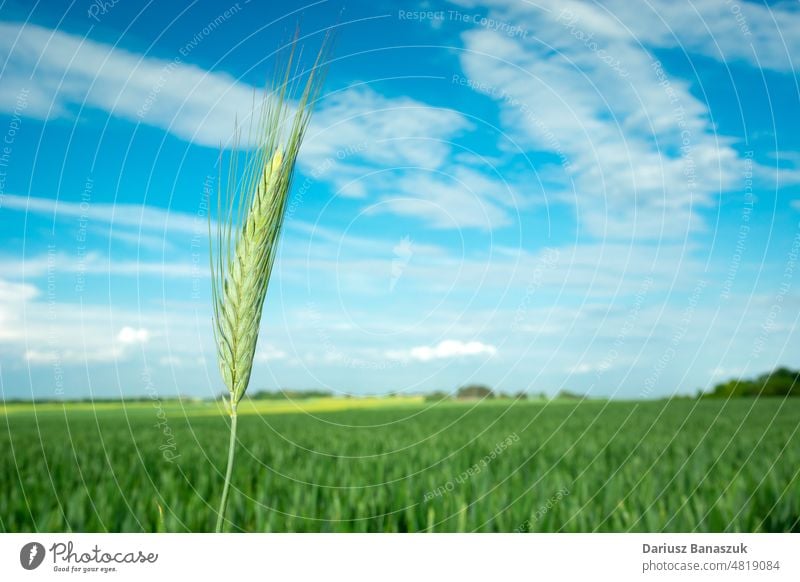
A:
[[280, 224, 702, 299], [0, 251, 205, 279], [158, 355, 186, 367], [709, 365, 747, 379], [117, 326, 150, 344], [0, 22, 527, 231], [0, 276, 208, 367], [299, 86, 527, 229], [388, 339, 497, 362], [569, 362, 600, 374], [21, 327, 150, 364], [284, 220, 448, 258], [0, 22, 255, 147], [0, 280, 39, 341], [368, 168, 517, 230], [449, 2, 766, 239], [303, 86, 473, 174], [24, 346, 125, 364], [603, 0, 800, 73], [0, 278, 38, 302], [0, 21, 471, 167], [2, 193, 213, 235], [255, 344, 288, 362], [450, 0, 800, 72]]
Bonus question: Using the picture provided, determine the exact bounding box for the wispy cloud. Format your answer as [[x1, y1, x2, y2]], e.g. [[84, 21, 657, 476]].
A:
[[450, 0, 786, 239], [255, 344, 288, 362], [0, 251, 204, 279], [387, 339, 497, 362], [116, 326, 150, 345], [300, 86, 527, 229], [366, 168, 519, 230], [2, 193, 213, 235], [450, 0, 800, 72], [303, 85, 473, 173], [0, 22, 254, 147], [0, 22, 523, 230], [0, 276, 207, 365]]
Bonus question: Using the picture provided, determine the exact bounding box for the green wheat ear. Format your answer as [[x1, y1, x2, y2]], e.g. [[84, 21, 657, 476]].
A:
[[209, 37, 329, 532]]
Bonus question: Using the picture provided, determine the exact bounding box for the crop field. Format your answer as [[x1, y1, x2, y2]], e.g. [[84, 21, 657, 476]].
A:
[[1, 398, 798, 532]]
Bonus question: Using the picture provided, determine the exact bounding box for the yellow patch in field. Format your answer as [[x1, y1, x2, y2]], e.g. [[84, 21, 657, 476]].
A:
[[0, 396, 427, 417]]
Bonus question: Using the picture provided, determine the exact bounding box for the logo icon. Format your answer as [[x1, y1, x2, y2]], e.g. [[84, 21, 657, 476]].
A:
[[20, 542, 45, 570]]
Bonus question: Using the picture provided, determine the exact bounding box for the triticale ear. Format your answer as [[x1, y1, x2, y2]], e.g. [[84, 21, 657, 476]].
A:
[[209, 32, 331, 533]]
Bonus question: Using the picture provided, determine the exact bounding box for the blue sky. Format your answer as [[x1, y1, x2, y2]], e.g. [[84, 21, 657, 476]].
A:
[[1, 0, 799, 400]]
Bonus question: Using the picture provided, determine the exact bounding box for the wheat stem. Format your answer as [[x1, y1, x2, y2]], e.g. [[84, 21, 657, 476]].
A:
[[215, 402, 238, 533]]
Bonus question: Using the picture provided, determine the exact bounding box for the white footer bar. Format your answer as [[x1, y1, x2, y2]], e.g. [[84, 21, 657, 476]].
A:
[[1, 533, 798, 581]]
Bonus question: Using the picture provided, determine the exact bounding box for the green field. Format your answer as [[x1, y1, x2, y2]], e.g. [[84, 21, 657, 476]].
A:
[[1, 397, 798, 532]]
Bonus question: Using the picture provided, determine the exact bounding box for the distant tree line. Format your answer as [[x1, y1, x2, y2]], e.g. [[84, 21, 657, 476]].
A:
[[14, 367, 797, 405], [1, 395, 199, 403], [702, 367, 799, 398], [424, 385, 556, 401], [246, 389, 333, 400]]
